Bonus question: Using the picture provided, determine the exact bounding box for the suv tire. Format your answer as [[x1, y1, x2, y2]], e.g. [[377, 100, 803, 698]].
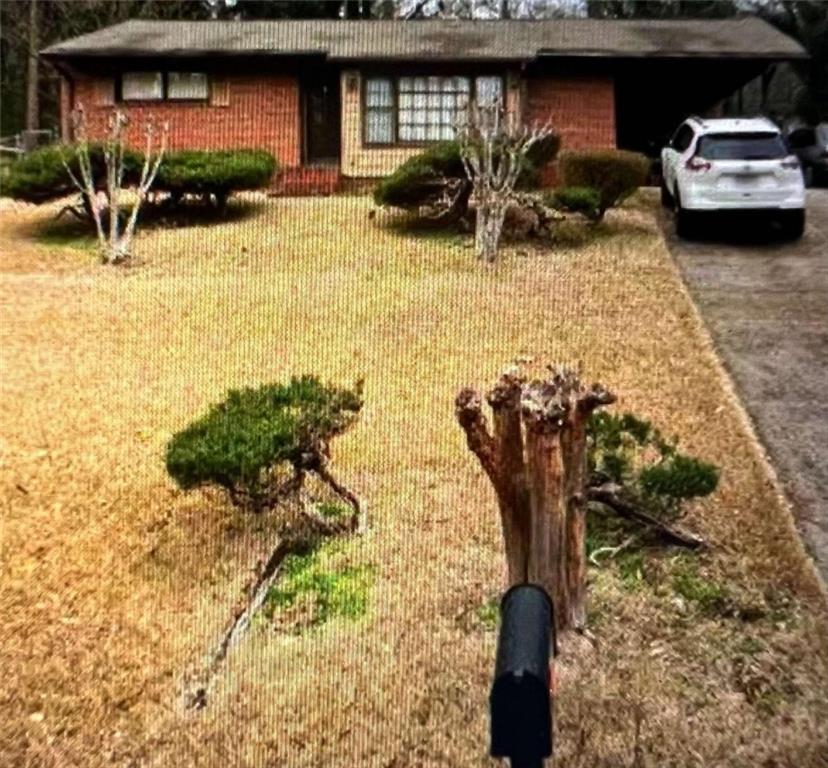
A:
[[674, 191, 697, 240], [660, 178, 673, 207], [780, 209, 805, 240]]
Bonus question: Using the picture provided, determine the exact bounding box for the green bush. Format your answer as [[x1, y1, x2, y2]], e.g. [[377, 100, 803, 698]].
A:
[[154, 149, 277, 205], [550, 186, 601, 221], [559, 149, 650, 220], [1, 144, 143, 203], [165, 376, 362, 506], [373, 141, 466, 209], [588, 410, 719, 516], [639, 454, 720, 500], [373, 133, 560, 216]]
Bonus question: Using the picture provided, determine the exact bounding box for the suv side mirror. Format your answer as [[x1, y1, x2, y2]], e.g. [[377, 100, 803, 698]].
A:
[[490, 584, 555, 767]]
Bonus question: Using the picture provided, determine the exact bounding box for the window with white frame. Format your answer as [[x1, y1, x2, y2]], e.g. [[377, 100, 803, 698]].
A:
[[167, 72, 209, 100], [119, 71, 209, 102], [364, 78, 395, 144], [121, 71, 164, 101], [363, 74, 504, 146]]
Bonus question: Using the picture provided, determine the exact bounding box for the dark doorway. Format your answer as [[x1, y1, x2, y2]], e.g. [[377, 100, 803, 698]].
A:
[[303, 72, 341, 165]]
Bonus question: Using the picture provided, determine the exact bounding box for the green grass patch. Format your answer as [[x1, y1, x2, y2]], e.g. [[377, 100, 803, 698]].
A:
[[315, 501, 352, 521], [672, 559, 728, 616], [475, 597, 500, 631], [263, 542, 373, 631]]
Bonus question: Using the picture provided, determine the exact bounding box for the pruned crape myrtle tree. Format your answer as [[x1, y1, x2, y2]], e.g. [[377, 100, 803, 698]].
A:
[[456, 104, 556, 262], [62, 106, 167, 264], [456, 364, 719, 633], [166, 376, 366, 535]]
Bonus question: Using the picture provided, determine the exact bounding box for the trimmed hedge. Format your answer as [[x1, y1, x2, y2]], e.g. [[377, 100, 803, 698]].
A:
[[1, 145, 276, 208], [154, 149, 277, 202], [1, 144, 143, 203], [559, 149, 650, 220], [373, 133, 561, 213], [550, 186, 601, 221], [373, 141, 465, 209]]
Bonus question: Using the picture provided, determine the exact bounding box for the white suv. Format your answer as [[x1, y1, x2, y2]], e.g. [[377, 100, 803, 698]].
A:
[[661, 117, 806, 239]]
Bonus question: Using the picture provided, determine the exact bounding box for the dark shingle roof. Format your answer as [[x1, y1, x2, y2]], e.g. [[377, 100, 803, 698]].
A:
[[42, 17, 805, 62]]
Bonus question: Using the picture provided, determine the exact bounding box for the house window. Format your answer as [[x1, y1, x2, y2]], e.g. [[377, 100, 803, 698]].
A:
[[398, 76, 470, 142], [364, 78, 395, 144], [363, 74, 504, 146], [167, 72, 209, 100], [121, 72, 163, 101], [119, 71, 209, 102]]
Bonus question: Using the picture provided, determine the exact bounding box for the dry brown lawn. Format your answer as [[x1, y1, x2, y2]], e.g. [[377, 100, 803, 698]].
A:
[[1, 194, 827, 767]]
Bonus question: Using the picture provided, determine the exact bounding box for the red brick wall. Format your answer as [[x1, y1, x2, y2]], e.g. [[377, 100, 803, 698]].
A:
[[71, 75, 301, 167], [525, 75, 616, 186]]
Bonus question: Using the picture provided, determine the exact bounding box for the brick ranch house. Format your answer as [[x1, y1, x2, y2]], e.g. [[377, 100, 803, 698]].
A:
[[42, 17, 804, 194]]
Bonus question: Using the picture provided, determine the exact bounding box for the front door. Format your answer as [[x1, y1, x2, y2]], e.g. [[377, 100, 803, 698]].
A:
[[304, 74, 341, 164]]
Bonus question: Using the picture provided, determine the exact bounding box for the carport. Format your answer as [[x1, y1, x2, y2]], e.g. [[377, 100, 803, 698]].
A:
[[528, 17, 807, 157]]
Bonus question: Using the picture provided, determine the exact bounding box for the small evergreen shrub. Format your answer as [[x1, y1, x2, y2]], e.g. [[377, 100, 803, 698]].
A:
[[154, 149, 277, 205], [1, 144, 143, 203], [588, 411, 719, 517], [639, 454, 720, 500], [559, 149, 650, 220], [549, 186, 601, 221], [373, 133, 560, 216], [165, 376, 362, 507], [373, 141, 466, 209]]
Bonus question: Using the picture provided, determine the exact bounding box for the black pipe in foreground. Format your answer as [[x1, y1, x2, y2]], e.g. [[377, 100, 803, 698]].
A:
[[490, 583, 554, 768]]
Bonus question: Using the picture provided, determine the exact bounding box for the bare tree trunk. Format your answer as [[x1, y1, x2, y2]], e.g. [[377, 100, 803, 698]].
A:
[[62, 108, 167, 264], [457, 104, 555, 263], [25, 0, 39, 136], [475, 200, 508, 263]]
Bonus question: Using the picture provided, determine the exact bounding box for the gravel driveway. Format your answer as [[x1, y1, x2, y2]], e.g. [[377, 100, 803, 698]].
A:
[[663, 191, 828, 583]]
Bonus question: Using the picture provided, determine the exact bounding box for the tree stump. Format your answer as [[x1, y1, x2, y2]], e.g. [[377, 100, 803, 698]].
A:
[[456, 366, 615, 633]]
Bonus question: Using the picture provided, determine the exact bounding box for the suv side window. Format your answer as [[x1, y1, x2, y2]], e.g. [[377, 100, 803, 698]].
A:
[[671, 124, 695, 152]]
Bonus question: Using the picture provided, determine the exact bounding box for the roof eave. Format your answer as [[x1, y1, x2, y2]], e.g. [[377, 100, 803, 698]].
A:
[[536, 49, 809, 59]]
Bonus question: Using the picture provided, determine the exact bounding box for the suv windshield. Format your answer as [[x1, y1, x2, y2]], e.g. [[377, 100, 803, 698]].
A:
[[696, 132, 788, 161]]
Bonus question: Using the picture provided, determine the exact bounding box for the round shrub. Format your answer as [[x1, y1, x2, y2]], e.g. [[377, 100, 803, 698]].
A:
[[559, 149, 650, 220], [1, 143, 144, 203], [373, 133, 560, 217], [373, 141, 466, 209], [165, 376, 362, 506], [154, 149, 277, 204], [550, 186, 601, 221]]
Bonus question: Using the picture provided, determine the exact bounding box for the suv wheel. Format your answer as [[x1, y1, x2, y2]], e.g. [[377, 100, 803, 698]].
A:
[[660, 177, 673, 207], [661, 176, 673, 208], [780, 209, 805, 240], [674, 191, 697, 240]]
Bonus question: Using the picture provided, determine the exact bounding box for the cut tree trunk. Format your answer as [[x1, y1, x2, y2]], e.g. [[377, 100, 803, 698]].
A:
[[456, 366, 615, 633]]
